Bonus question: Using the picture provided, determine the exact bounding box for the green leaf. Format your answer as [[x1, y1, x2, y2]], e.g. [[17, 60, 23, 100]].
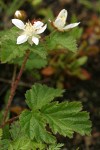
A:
[[0, 27, 47, 63], [10, 121, 22, 141], [42, 101, 91, 138], [12, 52, 47, 70], [29, 43, 47, 59], [70, 27, 83, 39], [9, 136, 32, 150], [0, 128, 3, 140], [19, 84, 91, 144], [31, 0, 42, 6], [48, 143, 64, 150], [20, 110, 56, 143], [25, 83, 64, 110], [0, 27, 29, 63], [46, 31, 77, 52], [68, 56, 88, 70], [79, 0, 93, 9], [0, 139, 10, 150], [8, 121, 46, 150]]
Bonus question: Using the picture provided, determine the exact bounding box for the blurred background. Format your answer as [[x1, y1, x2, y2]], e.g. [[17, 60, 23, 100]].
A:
[[0, 0, 100, 149]]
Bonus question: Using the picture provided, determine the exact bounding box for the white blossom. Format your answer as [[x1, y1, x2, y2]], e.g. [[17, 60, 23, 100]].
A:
[[12, 19, 47, 45], [50, 9, 80, 31]]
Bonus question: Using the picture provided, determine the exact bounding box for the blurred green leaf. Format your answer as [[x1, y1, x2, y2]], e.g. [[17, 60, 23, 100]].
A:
[[68, 56, 88, 70], [46, 31, 77, 52], [12, 52, 47, 70]]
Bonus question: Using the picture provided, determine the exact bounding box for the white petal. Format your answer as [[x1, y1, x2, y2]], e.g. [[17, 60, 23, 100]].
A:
[[17, 34, 28, 44], [12, 19, 25, 29], [54, 9, 67, 28], [33, 21, 44, 29], [63, 22, 80, 30], [32, 36, 39, 45], [35, 24, 47, 34]]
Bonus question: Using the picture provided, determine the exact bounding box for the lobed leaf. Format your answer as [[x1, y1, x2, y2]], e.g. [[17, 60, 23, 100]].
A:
[[25, 83, 64, 110], [42, 101, 91, 138], [19, 84, 91, 143], [20, 110, 56, 143]]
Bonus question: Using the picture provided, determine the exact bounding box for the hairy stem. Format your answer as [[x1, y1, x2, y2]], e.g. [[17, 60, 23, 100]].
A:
[[2, 50, 30, 125]]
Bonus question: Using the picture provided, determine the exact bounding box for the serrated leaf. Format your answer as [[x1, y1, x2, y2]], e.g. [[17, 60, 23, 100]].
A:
[[48, 143, 64, 150], [20, 110, 56, 143], [70, 27, 83, 39], [46, 31, 77, 52], [19, 84, 91, 145], [0, 27, 47, 63], [25, 83, 64, 110], [0, 139, 10, 150], [10, 121, 22, 141], [11, 52, 47, 70], [0, 27, 29, 63], [10, 136, 31, 150], [29, 43, 47, 59], [42, 101, 91, 138]]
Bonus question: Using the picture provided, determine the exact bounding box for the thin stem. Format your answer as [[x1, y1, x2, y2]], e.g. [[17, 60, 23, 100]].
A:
[[2, 50, 30, 125], [0, 116, 19, 128], [0, 78, 31, 88], [11, 65, 17, 88]]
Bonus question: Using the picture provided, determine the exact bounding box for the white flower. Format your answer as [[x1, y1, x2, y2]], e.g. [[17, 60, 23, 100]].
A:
[[12, 19, 47, 45], [50, 9, 80, 31]]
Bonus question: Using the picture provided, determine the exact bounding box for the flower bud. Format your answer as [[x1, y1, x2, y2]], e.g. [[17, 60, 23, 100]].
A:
[[14, 10, 27, 20]]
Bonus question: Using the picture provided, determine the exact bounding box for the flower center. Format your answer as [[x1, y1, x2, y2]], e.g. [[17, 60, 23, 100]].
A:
[[24, 22, 35, 37]]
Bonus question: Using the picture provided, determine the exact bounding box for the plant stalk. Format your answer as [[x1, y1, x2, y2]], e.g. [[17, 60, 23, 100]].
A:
[[2, 50, 30, 125], [0, 116, 19, 128]]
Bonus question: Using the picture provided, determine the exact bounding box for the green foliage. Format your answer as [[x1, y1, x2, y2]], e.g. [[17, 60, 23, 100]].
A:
[[12, 52, 47, 70], [42, 101, 91, 137], [19, 84, 91, 144], [25, 84, 64, 110], [46, 31, 77, 52], [47, 143, 64, 150], [0, 121, 55, 150], [0, 7, 92, 149], [0, 139, 10, 150], [71, 15, 83, 40], [79, 0, 100, 12], [0, 27, 28, 63], [68, 56, 88, 70], [0, 23, 79, 65], [70, 28, 83, 40], [0, 128, 3, 140], [0, 27, 47, 63], [20, 110, 56, 143], [30, 0, 43, 6]]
